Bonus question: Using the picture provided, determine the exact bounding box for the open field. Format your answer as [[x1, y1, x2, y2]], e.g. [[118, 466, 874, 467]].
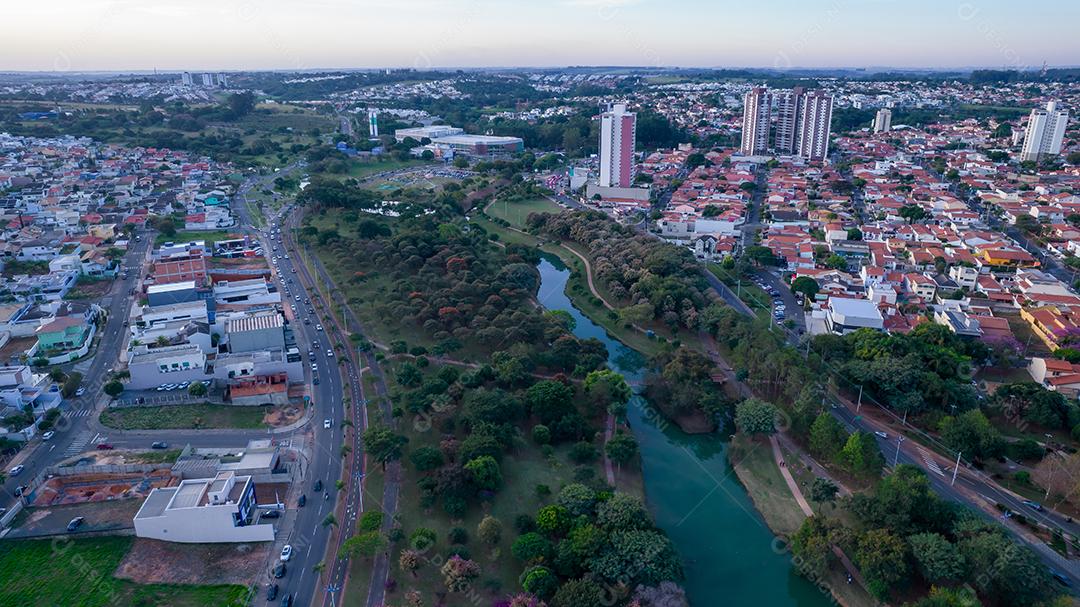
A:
[[0, 536, 250, 607], [486, 196, 563, 229], [155, 229, 240, 247], [345, 157, 433, 180], [99, 404, 271, 430]]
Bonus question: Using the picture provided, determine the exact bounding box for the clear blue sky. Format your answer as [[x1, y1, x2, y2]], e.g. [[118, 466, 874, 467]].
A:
[[1, 0, 1077, 71]]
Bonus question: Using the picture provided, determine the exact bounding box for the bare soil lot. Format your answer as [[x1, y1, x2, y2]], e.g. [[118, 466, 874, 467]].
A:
[[115, 538, 270, 586]]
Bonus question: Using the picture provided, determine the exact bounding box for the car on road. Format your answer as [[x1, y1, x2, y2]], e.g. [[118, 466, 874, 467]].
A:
[[272, 563, 286, 579], [316, 324, 324, 331], [75, 387, 86, 397], [303, 317, 310, 325], [9, 465, 24, 476], [310, 362, 317, 371], [280, 545, 292, 561], [266, 584, 279, 601], [324, 419, 332, 429], [1022, 500, 1045, 512], [313, 479, 323, 492], [873, 431, 888, 439], [280, 594, 294, 607], [308, 350, 316, 361], [151, 441, 169, 449], [298, 494, 306, 507], [96, 443, 115, 450], [294, 295, 301, 302], [312, 375, 320, 385], [41, 431, 55, 441], [14, 485, 27, 497], [1051, 570, 1072, 587], [67, 517, 85, 532], [326, 349, 334, 357]]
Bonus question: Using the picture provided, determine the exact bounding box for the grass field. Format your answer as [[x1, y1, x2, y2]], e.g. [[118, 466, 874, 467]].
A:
[[99, 404, 270, 430], [0, 536, 249, 607], [345, 157, 433, 180], [486, 197, 563, 229], [155, 230, 240, 247]]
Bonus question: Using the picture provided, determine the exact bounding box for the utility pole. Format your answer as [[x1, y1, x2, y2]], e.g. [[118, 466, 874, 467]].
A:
[[951, 451, 962, 486], [894, 436, 905, 467], [856, 385, 863, 412]]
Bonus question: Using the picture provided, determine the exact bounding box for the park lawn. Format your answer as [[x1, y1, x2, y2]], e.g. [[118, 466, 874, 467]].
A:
[[99, 404, 270, 430], [707, 263, 774, 320], [345, 158, 434, 180], [486, 197, 563, 229], [154, 229, 240, 247], [0, 536, 249, 607], [728, 434, 807, 536]]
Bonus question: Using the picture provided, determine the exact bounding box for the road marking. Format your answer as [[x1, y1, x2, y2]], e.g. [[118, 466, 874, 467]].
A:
[[919, 448, 945, 476]]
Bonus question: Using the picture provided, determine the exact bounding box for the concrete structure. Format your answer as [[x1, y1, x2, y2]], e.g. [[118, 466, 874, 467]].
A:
[[599, 103, 637, 188], [419, 134, 524, 158], [181, 72, 193, 87], [1020, 101, 1069, 163], [134, 471, 273, 543], [201, 73, 213, 87], [128, 343, 207, 390], [368, 110, 379, 138], [226, 311, 286, 353], [874, 108, 892, 134], [796, 90, 834, 162], [825, 297, 884, 335], [740, 87, 771, 156], [394, 125, 464, 142], [774, 87, 805, 154], [213, 279, 279, 306], [147, 281, 200, 307]]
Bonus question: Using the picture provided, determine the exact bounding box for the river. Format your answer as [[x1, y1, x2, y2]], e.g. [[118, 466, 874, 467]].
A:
[[536, 257, 833, 607]]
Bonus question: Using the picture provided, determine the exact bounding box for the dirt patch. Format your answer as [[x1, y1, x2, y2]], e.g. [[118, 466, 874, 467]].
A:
[[114, 538, 271, 586], [264, 402, 304, 427], [31, 470, 175, 506]]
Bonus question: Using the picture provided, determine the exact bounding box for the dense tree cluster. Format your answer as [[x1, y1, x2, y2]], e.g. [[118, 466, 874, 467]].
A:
[[529, 212, 710, 331]]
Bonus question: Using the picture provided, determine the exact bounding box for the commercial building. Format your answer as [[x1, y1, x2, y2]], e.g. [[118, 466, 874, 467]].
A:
[[599, 103, 637, 188], [147, 281, 200, 307], [874, 108, 892, 134], [127, 343, 207, 390], [134, 471, 274, 543], [394, 125, 464, 142], [796, 90, 834, 162], [226, 311, 286, 353], [420, 134, 524, 158], [740, 87, 772, 156], [1020, 101, 1069, 163], [825, 297, 884, 335]]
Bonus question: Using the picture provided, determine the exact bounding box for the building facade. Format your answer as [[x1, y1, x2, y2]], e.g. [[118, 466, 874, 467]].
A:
[[773, 87, 805, 154], [1021, 101, 1069, 163], [134, 472, 274, 543], [796, 90, 834, 162], [740, 87, 772, 156], [874, 108, 892, 134], [599, 103, 637, 188]]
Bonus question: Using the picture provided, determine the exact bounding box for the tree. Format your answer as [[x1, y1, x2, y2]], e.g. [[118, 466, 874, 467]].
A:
[[526, 380, 575, 425], [846, 227, 863, 241], [358, 511, 383, 532], [790, 516, 834, 579], [464, 455, 502, 491], [908, 532, 965, 582], [855, 528, 909, 598], [556, 483, 597, 517], [839, 431, 883, 478], [938, 410, 1005, 460], [899, 204, 929, 224], [809, 478, 838, 505], [409, 527, 438, 551], [187, 381, 207, 397], [744, 245, 778, 266], [551, 578, 605, 607], [477, 515, 503, 546], [589, 529, 683, 587], [824, 254, 849, 270], [340, 530, 387, 559], [596, 493, 652, 531], [512, 532, 552, 563], [409, 445, 444, 472], [910, 586, 980, 607], [362, 426, 408, 469], [103, 380, 124, 397], [734, 398, 779, 435], [605, 431, 638, 469], [809, 412, 847, 461], [959, 530, 1053, 606], [535, 504, 572, 536], [440, 555, 481, 592], [790, 276, 819, 301], [521, 566, 559, 599], [225, 92, 255, 119], [583, 369, 632, 417]]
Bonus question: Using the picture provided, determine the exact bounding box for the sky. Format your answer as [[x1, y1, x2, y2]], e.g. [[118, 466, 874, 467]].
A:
[[1, 0, 1077, 72]]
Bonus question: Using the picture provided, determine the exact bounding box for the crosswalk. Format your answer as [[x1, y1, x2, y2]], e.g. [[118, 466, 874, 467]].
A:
[[919, 448, 945, 476], [66, 408, 93, 418], [63, 431, 94, 457]]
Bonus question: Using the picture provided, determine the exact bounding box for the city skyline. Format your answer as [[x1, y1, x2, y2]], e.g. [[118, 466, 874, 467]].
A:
[[2, 0, 1079, 71]]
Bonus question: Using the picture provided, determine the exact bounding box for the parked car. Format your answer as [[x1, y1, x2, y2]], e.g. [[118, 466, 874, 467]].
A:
[[75, 387, 86, 397], [151, 441, 169, 449], [312, 375, 319, 385], [266, 584, 279, 601], [260, 509, 281, 519], [272, 563, 286, 579], [280, 545, 293, 561], [66, 517, 85, 532], [41, 431, 55, 441], [298, 494, 307, 507], [96, 443, 115, 450], [313, 479, 322, 492], [9, 465, 24, 476]]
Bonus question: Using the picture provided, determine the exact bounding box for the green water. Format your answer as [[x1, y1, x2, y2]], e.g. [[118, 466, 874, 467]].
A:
[[536, 257, 834, 607]]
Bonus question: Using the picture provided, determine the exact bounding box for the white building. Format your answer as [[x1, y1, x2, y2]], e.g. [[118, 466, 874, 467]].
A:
[[1020, 101, 1069, 163], [825, 297, 884, 335], [874, 108, 892, 134], [181, 72, 193, 87], [797, 91, 834, 162], [134, 472, 274, 543], [599, 103, 637, 188], [774, 87, 805, 154], [740, 87, 771, 156], [394, 125, 464, 142]]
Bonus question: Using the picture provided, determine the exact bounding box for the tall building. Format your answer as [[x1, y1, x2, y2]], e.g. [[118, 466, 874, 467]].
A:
[[796, 90, 834, 162], [740, 87, 772, 156], [773, 87, 805, 154], [201, 73, 214, 87], [368, 110, 379, 138], [873, 108, 892, 134], [1020, 101, 1069, 163], [181, 72, 193, 87], [599, 103, 637, 188], [216, 73, 228, 87]]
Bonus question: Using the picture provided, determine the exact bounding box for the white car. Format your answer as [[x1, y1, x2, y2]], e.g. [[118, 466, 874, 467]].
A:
[[324, 419, 332, 429], [41, 431, 55, 441], [310, 363, 318, 371], [316, 325, 324, 332], [326, 349, 334, 357], [280, 545, 293, 561], [873, 431, 888, 439], [9, 465, 24, 476], [75, 387, 86, 397]]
